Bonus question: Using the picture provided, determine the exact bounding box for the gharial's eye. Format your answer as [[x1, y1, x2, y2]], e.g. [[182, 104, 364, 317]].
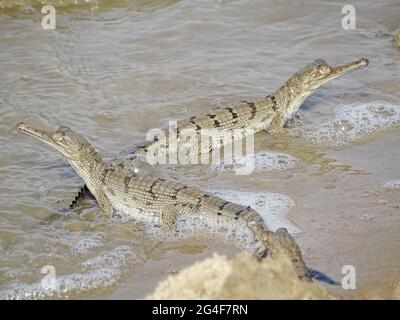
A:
[[318, 65, 330, 74], [63, 135, 75, 145], [58, 126, 72, 133], [53, 132, 64, 141]]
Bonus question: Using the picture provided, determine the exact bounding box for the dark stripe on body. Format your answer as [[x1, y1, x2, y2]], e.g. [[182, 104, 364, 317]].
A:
[[226, 107, 239, 119], [271, 95, 277, 111], [234, 206, 251, 218], [246, 102, 257, 120], [190, 120, 202, 131], [266, 95, 277, 111], [148, 180, 158, 200], [235, 208, 246, 216], [171, 186, 188, 200], [218, 201, 230, 211], [124, 176, 131, 193], [198, 194, 210, 207], [100, 169, 112, 183]]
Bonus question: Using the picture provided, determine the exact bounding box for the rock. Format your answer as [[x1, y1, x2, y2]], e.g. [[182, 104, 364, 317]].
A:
[[147, 253, 334, 300]]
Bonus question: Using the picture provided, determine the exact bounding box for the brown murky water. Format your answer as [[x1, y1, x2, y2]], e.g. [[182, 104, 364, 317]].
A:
[[0, 0, 399, 299]]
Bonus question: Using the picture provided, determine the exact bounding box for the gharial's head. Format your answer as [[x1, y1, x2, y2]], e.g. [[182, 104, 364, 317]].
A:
[[286, 58, 369, 95], [17, 122, 93, 161]]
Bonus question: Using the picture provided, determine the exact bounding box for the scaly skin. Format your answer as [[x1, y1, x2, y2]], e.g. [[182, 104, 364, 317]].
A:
[[70, 58, 369, 205], [118, 58, 369, 167], [17, 122, 311, 280]]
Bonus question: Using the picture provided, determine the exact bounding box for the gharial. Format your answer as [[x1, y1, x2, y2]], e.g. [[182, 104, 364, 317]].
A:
[[17, 122, 311, 280], [70, 58, 369, 207]]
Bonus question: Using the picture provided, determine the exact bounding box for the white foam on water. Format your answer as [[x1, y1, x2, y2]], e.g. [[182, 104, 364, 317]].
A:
[[143, 189, 300, 254], [291, 102, 400, 147], [71, 232, 106, 255], [383, 180, 400, 190], [0, 246, 136, 300], [211, 151, 300, 173], [148, 212, 258, 253], [209, 189, 300, 234]]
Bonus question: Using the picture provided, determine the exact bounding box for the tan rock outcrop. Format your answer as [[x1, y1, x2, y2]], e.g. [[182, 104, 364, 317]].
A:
[[147, 253, 334, 300]]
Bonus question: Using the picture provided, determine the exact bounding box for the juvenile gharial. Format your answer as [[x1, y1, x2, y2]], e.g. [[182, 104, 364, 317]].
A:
[[17, 122, 311, 280], [118, 58, 369, 167]]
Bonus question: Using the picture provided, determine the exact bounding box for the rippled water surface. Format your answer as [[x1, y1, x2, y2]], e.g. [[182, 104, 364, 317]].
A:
[[1, 0, 400, 299]]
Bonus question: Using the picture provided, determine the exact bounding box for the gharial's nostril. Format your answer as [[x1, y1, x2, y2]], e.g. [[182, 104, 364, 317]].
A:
[[359, 58, 369, 66]]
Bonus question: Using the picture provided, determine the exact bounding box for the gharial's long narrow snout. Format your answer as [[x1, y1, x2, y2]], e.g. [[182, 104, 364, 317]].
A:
[[330, 58, 369, 79], [16, 122, 53, 145], [16, 122, 75, 159], [17, 122, 95, 162]]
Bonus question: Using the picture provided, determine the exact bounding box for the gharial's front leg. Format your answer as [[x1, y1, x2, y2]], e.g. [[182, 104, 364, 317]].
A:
[[97, 188, 113, 216], [266, 115, 289, 136]]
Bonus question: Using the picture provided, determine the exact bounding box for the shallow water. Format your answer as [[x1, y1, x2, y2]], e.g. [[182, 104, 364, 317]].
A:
[[0, 0, 400, 299]]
